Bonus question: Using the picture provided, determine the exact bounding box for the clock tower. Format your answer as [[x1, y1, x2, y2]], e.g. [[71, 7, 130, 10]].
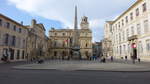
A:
[[80, 16, 89, 29]]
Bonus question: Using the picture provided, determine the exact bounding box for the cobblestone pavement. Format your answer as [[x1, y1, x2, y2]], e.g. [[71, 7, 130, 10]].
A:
[[1, 60, 150, 84], [13, 59, 150, 72]]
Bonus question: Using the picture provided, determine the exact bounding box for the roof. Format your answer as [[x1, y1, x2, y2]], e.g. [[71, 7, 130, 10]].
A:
[[0, 13, 27, 29], [105, 21, 114, 24], [37, 23, 46, 31], [112, 0, 143, 24]]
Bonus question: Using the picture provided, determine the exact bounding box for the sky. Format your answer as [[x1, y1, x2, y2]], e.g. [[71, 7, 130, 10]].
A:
[[0, 0, 137, 42]]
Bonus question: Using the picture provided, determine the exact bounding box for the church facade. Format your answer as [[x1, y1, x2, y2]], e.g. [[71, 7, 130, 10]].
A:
[[49, 8, 92, 60]]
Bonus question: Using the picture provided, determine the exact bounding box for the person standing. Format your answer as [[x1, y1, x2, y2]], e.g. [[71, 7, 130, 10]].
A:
[[110, 56, 113, 62], [125, 56, 127, 61]]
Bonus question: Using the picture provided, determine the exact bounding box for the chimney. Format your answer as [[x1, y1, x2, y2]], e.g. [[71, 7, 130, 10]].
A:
[[21, 21, 23, 25], [31, 19, 36, 27]]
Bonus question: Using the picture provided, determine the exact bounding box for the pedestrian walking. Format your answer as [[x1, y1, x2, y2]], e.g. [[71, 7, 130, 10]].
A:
[[125, 56, 127, 61], [110, 56, 113, 62], [131, 56, 136, 64], [138, 58, 141, 63], [101, 57, 106, 63]]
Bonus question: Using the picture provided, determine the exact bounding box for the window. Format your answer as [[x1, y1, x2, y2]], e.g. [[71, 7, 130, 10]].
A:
[[146, 40, 150, 52], [119, 33, 121, 43], [16, 50, 20, 59], [144, 20, 149, 33], [126, 29, 129, 38], [131, 26, 134, 35], [13, 25, 16, 31], [125, 16, 128, 23], [136, 8, 139, 16], [128, 44, 130, 53], [138, 41, 143, 53], [54, 41, 57, 47], [143, 3, 147, 12], [118, 22, 120, 28], [86, 43, 88, 47], [62, 41, 65, 47], [12, 36, 16, 46], [130, 12, 133, 20], [123, 45, 126, 54], [137, 24, 141, 35], [122, 31, 125, 41], [62, 33, 65, 36], [55, 33, 57, 36], [6, 22, 10, 28], [85, 51, 88, 56], [22, 51, 25, 59], [54, 51, 57, 56], [19, 28, 22, 33], [23, 40, 25, 48], [115, 24, 117, 31], [122, 19, 124, 26], [4, 34, 9, 46], [0, 19, 2, 26], [120, 46, 122, 55]]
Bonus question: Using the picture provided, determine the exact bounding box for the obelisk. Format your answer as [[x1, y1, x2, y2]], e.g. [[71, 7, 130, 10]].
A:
[[72, 6, 81, 59]]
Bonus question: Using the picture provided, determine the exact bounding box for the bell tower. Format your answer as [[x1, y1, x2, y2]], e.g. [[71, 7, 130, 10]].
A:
[[80, 16, 89, 29]]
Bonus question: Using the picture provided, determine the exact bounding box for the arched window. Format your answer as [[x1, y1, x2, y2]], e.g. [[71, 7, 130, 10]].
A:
[[86, 43, 88, 48]]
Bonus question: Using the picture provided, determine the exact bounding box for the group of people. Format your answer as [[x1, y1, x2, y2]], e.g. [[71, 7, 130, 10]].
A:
[[30, 57, 44, 64], [1, 54, 9, 63], [100, 55, 141, 64]]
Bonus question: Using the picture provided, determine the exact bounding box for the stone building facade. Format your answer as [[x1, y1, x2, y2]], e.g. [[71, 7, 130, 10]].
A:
[[0, 14, 28, 62], [49, 16, 92, 60], [93, 42, 102, 58], [26, 19, 49, 60], [102, 21, 113, 57], [104, 0, 150, 61]]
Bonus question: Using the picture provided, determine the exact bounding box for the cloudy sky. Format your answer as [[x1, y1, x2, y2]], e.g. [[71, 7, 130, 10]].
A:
[[0, 0, 137, 42]]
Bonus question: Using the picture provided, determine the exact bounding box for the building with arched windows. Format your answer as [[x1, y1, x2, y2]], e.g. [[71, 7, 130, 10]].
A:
[[49, 10, 92, 60]]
